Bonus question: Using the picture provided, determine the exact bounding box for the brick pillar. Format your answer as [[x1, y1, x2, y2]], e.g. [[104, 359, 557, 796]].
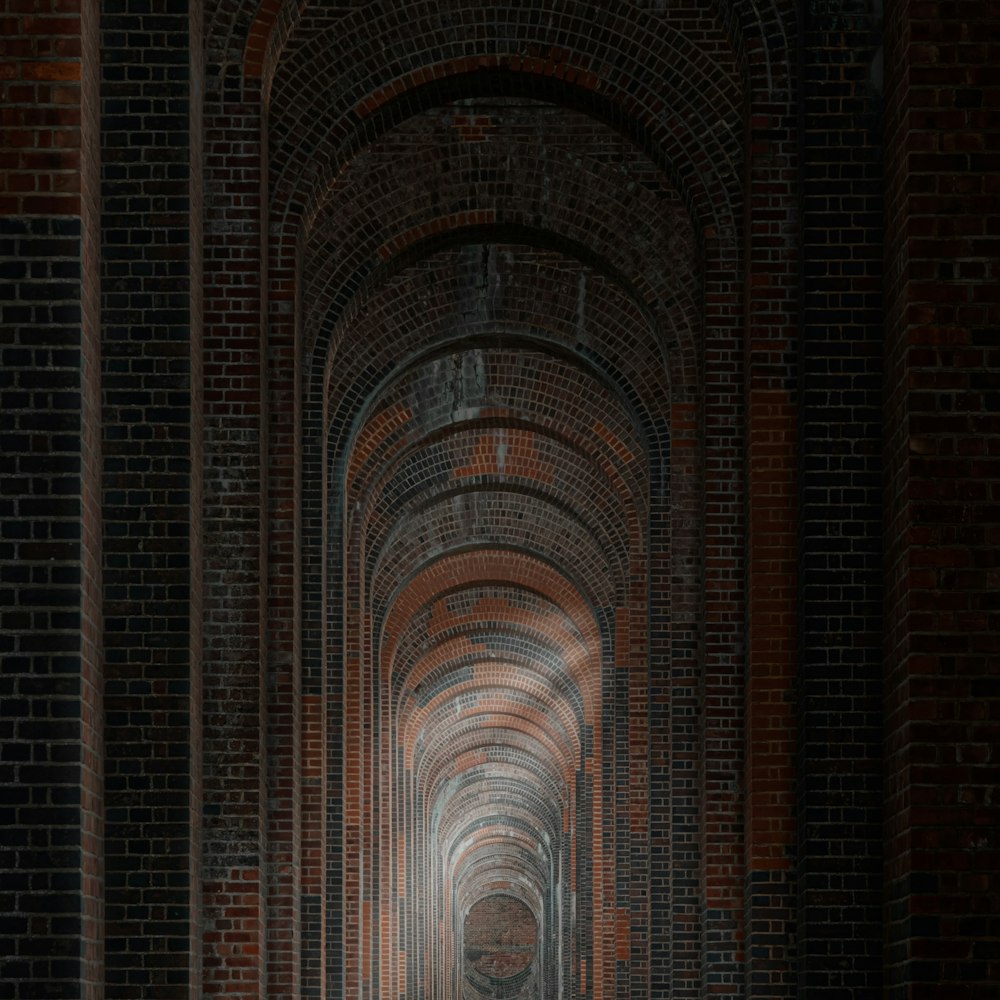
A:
[[0, 0, 102, 996], [265, 217, 302, 1000], [701, 232, 746, 1000], [796, 5, 883, 996], [883, 4, 1000, 997], [667, 401, 702, 1000], [201, 63, 267, 999], [100, 0, 204, 994], [743, 30, 799, 1000]]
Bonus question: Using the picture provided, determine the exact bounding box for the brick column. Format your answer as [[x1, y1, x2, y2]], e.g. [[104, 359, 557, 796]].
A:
[[883, 4, 1000, 997], [743, 39, 800, 1000], [100, 0, 204, 995], [0, 1, 102, 996], [264, 215, 302, 1000], [796, 5, 884, 996], [201, 63, 267, 1000], [701, 232, 746, 1000]]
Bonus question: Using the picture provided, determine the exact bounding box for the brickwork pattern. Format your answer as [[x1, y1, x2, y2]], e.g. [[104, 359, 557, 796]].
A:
[[201, 62, 267, 1000], [883, 3, 1000, 997], [796, 5, 884, 996], [4, 2, 997, 999], [0, 1, 101, 996], [99, 0, 204, 996]]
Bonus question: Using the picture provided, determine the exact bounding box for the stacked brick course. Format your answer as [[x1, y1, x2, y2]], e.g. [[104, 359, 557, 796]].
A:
[[2, 2, 997, 999], [0, 2, 101, 997], [99, 0, 204, 995]]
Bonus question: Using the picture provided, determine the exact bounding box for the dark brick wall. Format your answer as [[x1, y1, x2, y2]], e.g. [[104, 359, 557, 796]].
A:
[[0, 0, 102, 996], [743, 24, 801, 1000], [0, 214, 99, 1000], [2, 3, 998, 999], [884, 3, 1000, 997], [200, 62, 267, 1000], [99, 0, 203, 995], [796, 3, 884, 996]]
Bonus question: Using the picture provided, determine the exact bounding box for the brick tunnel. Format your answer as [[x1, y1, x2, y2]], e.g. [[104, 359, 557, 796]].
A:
[[280, 11, 734, 996], [4, 2, 1000, 1000]]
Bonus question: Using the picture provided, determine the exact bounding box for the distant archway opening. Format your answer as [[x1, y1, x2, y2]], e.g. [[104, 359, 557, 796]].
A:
[[463, 895, 539, 999]]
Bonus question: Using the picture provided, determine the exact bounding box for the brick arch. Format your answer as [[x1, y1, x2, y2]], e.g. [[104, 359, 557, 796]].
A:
[[328, 334, 656, 600], [434, 776, 567, 855], [318, 245, 676, 430], [357, 548, 612, 1000], [371, 483, 632, 608], [430, 753, 571, 829], [455, 856, 541, 920], [340, 346, 649, 626], [332, 318, 654, 1000], [258, 13, 752, 1000], [424, 770, 571, 902], [446, 816, 558, 898], [454, 842, 549, 908], [450, 830, 552, 892], [389, 587, 594, 690], [368, 479, 625, 614], [395, 648, 589, 761], [265, 1, 742, 236], [301, 103, 699, 364], [420, 754, 572, 912], [339, 345, 647, 512], [393, 628, 591, 710], [416, 778, 569, 998], [445, 813, 558, 858], [454, 851, 546, 917], [380, 551, 603, 699], [223, 0, 793, 102], [450, 841, 550, 996], [328, 296, 664, 1000], [409, 698, 580, 792], [342, 353, 645, 509], [182, 2, 821, 999]]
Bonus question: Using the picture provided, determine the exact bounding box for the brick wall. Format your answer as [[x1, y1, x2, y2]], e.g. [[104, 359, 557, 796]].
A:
[[796, 4, 884, 996], [884, 3, 1000, 997], [99, 0, 203, 995], [200, 60, 267, 1000], [463, 895, 537, 981], [0, 1, 102, 996], [3, 3, 998, 999], [743, 12, 800, 998]]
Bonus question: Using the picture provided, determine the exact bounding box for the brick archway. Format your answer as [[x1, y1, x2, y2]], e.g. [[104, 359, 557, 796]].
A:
[[268, 7, 730, 999], [10, 2, 995, 1000]]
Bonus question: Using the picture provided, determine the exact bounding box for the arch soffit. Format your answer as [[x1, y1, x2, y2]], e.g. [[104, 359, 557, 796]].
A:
[[298, 106, 699, 350], [262, 4, 743, 231], [315, 246, 678, 430], [379, 553, 603, 684]]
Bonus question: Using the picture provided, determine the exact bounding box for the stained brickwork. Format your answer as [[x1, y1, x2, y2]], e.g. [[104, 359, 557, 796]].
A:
[[3, 2, 998, 999]]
